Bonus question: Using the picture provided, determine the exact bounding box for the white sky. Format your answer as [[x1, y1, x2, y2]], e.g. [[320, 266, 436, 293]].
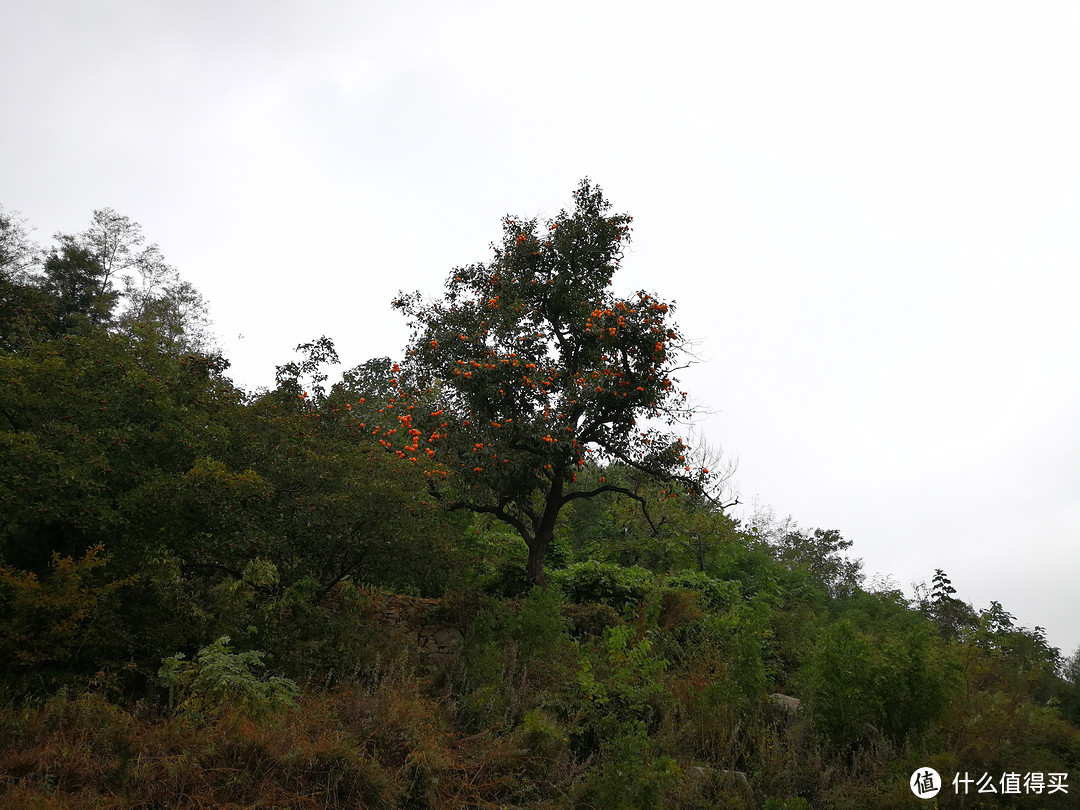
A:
[[2, 1, 1078, 655]]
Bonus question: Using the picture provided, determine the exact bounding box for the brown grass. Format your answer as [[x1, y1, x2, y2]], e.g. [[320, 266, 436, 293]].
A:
[[0, 656, 582, 809]]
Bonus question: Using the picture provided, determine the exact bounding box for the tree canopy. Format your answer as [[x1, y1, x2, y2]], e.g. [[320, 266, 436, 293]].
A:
[[0, 207, 212, 354]]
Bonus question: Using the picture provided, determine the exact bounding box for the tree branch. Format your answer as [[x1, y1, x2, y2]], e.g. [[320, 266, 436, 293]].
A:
[[560, 483, 664, 536], [449, 500, 535, 544], [0, 403, 23, 432]]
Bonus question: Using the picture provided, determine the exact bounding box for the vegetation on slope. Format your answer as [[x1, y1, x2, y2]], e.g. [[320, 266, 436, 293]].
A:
[[1, 198, 1078, 808]]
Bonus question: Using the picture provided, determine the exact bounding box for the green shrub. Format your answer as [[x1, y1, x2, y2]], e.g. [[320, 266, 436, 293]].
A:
[[551, 561, 654, 609], [511, 708, 571, 782], [665, 570, 741, 612], [661, 602, 771, 723], [455, 588, 576, 730], [574, 728, 681, 810], [576, 624, 672, 758], [795, 618, 956, 750], [484, 560, 532, 597], [0, 543, 135, 685], [562, 601, 623, 637], [461, 588, 573, 678], [158, 636, 299, 720]]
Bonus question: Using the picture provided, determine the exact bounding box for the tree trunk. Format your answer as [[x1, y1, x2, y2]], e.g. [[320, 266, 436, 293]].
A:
[[526, 536, 549, 589], [526, 473, 565, 589], [526, 517, 561, 588]]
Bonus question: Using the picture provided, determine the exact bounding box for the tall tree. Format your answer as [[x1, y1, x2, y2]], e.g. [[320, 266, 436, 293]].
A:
[[60, 208, 212, 351], [2, 206, 213, 351], [0, 206, 39, 279], [925, 568, 976, 641], [57, 208, 147, 294], [774, 527, 863, 599], [41, 243, 119, 333], [384, 180, 732, 587], [0, 207, 51, 351]]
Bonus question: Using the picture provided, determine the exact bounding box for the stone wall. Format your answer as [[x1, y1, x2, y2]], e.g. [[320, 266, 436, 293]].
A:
[[321, 586, 465, 664], [370, 592, 464, 664]]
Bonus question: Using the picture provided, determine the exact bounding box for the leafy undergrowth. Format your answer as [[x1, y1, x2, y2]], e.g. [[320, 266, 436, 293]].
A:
[[8, 588, 1077, 809], [0, 659, 534, 809]]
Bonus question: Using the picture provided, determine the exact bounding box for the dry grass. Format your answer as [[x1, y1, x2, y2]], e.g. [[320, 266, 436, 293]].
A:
[[0, 657, 581, 809]]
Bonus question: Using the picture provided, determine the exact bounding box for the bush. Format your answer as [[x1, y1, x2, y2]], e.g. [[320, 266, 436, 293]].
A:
[[576, 625, 671, 749], [158, 636, 299, 720], [454, 588, 576, 731], [795, 618, 956, 750], [574, 729, 681, 810], [0, 543, 135, 685], [654, 587, 705, 629], [551, 561, 655, 609], [562, 601, 623, 638], [665, 570, 741, 612], [662, 604, 771, 755]]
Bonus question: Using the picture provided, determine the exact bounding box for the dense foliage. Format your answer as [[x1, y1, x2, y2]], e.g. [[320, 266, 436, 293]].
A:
[[1, 199, 1077, 808]]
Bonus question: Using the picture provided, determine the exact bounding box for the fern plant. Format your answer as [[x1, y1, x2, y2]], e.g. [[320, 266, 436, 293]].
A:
[[158, 636, 299, 720]]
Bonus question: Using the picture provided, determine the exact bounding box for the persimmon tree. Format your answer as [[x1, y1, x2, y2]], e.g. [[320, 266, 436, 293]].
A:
[[386, 180, 733, 587]]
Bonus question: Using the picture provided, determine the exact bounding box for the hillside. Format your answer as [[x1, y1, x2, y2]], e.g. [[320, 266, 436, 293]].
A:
[[2, 201, 1078, 808]]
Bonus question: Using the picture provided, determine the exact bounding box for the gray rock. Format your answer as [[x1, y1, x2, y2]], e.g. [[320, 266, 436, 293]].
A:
[[768, 693, 801, 715]]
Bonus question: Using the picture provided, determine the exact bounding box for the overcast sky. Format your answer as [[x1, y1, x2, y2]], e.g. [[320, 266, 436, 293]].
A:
[[3, 1, 1078, 655]]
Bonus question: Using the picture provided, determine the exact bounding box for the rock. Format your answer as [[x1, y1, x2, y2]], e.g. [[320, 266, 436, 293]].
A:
[[721, 769, 751, 791], [687, 765, 752, 793], [768, 693, 801, 715], [432, 626, 462, 649]]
